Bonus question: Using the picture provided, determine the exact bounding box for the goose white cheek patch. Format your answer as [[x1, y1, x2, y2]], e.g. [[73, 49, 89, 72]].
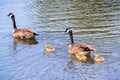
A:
[[9, 14, 13, 17], [66, 29, 70, 33]]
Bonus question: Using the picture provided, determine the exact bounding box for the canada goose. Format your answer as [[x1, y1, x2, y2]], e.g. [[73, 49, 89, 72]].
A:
[[65, 28, 95, 54], [45, 43, 55, 53], [8, 13, 38, 39]]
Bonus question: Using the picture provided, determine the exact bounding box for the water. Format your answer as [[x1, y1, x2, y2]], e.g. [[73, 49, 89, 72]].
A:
[[0, 0, 120, 80]]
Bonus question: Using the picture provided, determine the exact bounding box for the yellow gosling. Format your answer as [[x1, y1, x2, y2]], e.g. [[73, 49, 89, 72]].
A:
[[45, 44, 55, 53], [94, 54, 104, 63], [75, 52, 87, 61]]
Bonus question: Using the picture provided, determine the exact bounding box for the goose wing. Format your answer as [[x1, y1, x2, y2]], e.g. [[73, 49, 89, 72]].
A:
[[78, 44, 95, 51], [23, 28, 38, 35]]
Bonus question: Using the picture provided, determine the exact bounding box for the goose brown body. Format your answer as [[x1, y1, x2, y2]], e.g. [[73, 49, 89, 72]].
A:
[[8, 13, 38, 39], [13, 28, 38, 39], [68, 44, 95, 54]]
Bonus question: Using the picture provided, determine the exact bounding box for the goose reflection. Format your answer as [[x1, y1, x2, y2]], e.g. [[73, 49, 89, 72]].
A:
[[13, 38, 38, 50], [13, 38, 38, 45], [64, 60, 75, 71], [13, 38, 38, 49]]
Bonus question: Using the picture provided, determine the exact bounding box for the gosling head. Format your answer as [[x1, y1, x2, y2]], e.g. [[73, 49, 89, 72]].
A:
[[7, 13, 14, 18]]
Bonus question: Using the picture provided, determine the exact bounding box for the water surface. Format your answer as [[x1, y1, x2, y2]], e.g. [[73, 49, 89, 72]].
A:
[[0, 0, 120, 80]]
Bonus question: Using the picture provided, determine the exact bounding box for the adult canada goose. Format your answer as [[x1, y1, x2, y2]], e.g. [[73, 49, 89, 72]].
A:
[[65, 28, 95, 54], [8, 13, 38, 39]]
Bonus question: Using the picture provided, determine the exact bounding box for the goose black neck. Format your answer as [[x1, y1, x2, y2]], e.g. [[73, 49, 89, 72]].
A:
[[69, 30, 74, 44], [11, 15, 17, 29]]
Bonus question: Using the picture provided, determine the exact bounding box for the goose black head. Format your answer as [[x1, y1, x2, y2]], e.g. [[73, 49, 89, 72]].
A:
[[65, 28, 71, 33], [8, 13, 14, 18]]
